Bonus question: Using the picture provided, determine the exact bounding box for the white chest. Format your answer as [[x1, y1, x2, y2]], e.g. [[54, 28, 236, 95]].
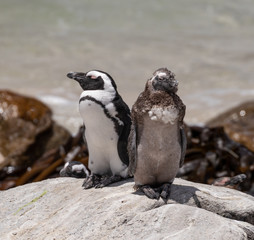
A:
[[79, 99, 117, 149], [79, 98, 127, 176], [148, 106, 179, 124]]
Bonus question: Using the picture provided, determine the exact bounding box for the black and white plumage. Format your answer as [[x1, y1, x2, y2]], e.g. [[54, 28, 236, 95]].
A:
[[60, 161, 89, 178], [128, 68, 186, 201], [67, 70, 131, 188]]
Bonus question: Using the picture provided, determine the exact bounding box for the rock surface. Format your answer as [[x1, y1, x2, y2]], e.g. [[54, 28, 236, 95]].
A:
[[207, 101, 254, 152], [182, 125, 254, 194], [0, 90, 72, 189], [0, 178, 254, 240], [0, 90, 52, 168]]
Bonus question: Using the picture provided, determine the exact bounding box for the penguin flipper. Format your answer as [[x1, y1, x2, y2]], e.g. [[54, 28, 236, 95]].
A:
[[179, 126, 187, 168], [117, 120, 131, 166], [114, 96, 131, 166], [128, 120, 137, 176]]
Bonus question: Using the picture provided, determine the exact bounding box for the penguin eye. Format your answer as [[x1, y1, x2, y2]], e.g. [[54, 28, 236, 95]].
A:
[[87, 75, 97, 79], [89, 75, 97, 79], [155, 76, 163, 81]]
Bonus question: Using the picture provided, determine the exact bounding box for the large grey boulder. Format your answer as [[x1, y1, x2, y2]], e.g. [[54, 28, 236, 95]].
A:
[[170, 179, 254, 225], [0, 178, 254, 240]]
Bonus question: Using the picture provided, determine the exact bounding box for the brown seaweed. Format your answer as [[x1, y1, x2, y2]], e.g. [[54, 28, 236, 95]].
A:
[[0, 127, 88, 190], [178, 125, 254, 195]]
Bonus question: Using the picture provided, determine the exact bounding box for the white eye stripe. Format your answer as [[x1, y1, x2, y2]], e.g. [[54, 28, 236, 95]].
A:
[[86, 70, 115, 92], [86, 71, 103, 79]]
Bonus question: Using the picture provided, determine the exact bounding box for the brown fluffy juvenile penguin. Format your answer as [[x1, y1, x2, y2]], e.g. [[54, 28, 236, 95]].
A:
[[128, 68, 186, 200]]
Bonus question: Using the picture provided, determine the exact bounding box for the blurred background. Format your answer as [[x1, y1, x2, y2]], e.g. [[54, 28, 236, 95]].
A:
[[1, 0, 254, 133]]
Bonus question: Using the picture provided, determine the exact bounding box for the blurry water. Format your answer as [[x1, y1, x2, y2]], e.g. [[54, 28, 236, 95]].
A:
[[1, 0, 254, 133]]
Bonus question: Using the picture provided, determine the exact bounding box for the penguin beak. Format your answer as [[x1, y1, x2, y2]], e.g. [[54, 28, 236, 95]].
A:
[[67, 71, 86, 82], [68, 71, 105, 91], [152, 76, 178, 93]]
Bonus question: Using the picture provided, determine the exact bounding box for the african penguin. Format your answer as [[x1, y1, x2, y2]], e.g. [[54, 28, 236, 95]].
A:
[[60, 161, 89, 178], [67, 70, 131, 188], [128, 68, 186, 201]]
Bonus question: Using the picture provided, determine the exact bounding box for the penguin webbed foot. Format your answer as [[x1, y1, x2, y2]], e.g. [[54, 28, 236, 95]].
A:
[[160, 183, 172, 202], [82, 174, 124, 189], [82, 174, 101, 189], [140, 185, 160, 200], [138, 183, 172, 202], [95, 175, 123, 188]]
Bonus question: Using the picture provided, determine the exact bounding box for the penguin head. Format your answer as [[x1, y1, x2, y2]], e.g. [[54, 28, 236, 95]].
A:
[[60, 161, 89, 178], [150, 68, 178, 93], [67, 70, 117, 93]]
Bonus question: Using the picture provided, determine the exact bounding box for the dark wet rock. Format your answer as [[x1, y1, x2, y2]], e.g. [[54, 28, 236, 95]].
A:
[[0, 126, 87, 190], [24, 121, 71, 162], [0, 90, 73, 189], [179, 125, 254, 195], [207, 101, 254, 152], [0, 90, 52, 168]]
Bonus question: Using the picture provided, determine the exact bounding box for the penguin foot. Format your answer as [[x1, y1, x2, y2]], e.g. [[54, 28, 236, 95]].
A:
[[94, 175, 123, 188], [159, 183, 172, 202], [139, 185, 160, 200], [138, 183, 172, 201], [82, 174, 101, 189], [83, 174, 124, 189]]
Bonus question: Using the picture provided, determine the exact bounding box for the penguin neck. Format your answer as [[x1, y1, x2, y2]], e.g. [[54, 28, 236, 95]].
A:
[[80, 89, 116, 106]]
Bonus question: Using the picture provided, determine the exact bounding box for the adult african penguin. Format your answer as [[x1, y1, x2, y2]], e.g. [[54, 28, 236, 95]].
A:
[[128, 68, 186, 201], [67, 70, 131, 188]]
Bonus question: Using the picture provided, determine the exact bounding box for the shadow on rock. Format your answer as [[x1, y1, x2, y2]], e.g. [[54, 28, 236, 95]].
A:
[[107, 177, 134, 188], [170, 184, 200, 206]]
